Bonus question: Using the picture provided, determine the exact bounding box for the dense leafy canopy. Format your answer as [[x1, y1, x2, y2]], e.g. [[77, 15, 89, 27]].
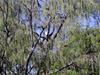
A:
[[0, 0, 100, 75]]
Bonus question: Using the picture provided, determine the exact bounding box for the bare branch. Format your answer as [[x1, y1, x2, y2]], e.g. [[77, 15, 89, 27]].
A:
[[53, 15, 67, 39], [25, 28, 45, 75]]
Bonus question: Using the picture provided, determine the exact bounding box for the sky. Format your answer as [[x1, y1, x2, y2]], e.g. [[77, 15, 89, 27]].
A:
[[19, 0, 100, 43]]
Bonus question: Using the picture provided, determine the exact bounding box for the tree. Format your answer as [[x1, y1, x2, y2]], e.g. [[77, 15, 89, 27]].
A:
[[0, 0, 100, 75]]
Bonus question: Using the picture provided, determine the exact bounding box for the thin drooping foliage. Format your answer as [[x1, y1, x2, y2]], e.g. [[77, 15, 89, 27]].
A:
[[0, 0, 100, 75]]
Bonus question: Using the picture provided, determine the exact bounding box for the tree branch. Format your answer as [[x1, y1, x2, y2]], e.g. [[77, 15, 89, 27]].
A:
[[25, 29, 45, 75]]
